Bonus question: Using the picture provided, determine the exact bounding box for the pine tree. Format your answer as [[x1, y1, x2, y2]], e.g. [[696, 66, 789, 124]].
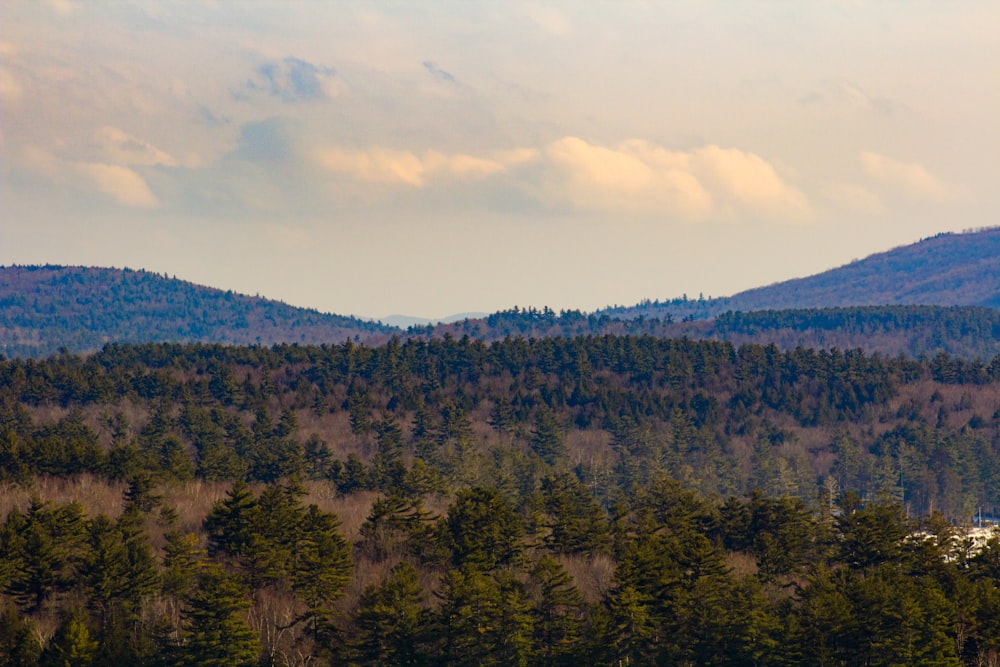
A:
[[180, 564, 259, 667], [352, 561, 427, 666], [0, 601, 41, 667], [291, 504, 353, 643], [530, 407, 564, 465], [528, 555, 583, 664], [40, 611, 98, 667]]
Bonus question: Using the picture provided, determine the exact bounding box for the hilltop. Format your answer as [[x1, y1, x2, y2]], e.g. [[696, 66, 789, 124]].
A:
[[0, 265, 397, 358], [605, 227, 1000, 320]]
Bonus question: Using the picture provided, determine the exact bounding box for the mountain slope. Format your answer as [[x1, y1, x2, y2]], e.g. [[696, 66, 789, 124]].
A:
[[608, 228, 1000, 320], [0, 265, 397, 357]]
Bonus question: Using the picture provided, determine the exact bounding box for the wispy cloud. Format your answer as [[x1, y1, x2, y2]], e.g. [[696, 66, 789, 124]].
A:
[[800, 78, 897, 115], [314, 146, 533, 187], [423, 61, 456, 83], [94, 127, 177, 167], [861, 151, 954, 201], [74, 162, 159, 208], [820, 181, 886, 215]]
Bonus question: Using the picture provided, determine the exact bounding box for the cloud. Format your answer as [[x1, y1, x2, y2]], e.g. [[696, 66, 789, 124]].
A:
[[314, 146, 538, 187], [310, 137, 811, 222], [245, 57, 337, 103], [423, 61, 456, 83], [691, 145, 812, 219], [234, 118, 295, 164], [861, 151, 953, 201], [821, 181, 886, 215], [19, 145, 159, 208], [544, 138, 808, 221], [318, 147, 425, 186], [94, 126, 177, 167], [74, 162, 159, 208], [800, 79, 896, 115]]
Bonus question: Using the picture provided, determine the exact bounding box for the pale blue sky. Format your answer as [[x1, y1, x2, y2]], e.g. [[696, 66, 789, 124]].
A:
[[2, 2, 997, 319]]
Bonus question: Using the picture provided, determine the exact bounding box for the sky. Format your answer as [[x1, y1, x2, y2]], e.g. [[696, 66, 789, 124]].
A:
[[1, 2, 998, 321]]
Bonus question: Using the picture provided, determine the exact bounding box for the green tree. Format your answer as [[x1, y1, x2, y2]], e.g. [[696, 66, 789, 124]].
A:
[[291, 504, 353, 642], [40, 611, 98, 667], [447, 487, 524, 570], [530, 407, 564, 465], [0, 601, 41, 667], [180, 564, 259, 667], [352, 561, 427, 666], [528, 555, 583, 665], [540, 473, 610, 555]]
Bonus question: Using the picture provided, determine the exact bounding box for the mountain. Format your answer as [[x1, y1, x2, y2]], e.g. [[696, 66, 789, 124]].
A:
[[8, 228, 1000, 360], [0, 265, 398, 358], [605, 227, 1000, 321]]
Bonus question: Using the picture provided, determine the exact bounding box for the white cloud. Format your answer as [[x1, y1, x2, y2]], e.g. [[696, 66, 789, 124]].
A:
[[544, 138, 808, 221], [94, 127, 178, 167], [311, 137, 811, 222], [691, 146, 812, 219], [861, 151, 953, 201], [74, 162, 159, 208], [315, 147, 427, 186], [544, 137, 713, 219], [314, 146, 539, 187], [19, 145, 159, 208], [821, 181, 886, 215]]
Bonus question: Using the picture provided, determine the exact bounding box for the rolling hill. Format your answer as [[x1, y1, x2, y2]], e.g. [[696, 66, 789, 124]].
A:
[[0, 265, 397, 358], [7, 227, 1000, 359], [605, 227, 1000, 321]]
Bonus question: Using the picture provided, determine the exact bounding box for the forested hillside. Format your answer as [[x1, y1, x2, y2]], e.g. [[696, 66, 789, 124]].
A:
[[3, 337, 1000, 664], [0, 266, 395, 358], [11, 231, 1000, 361], [607, 227, 1000, 320], [430, 304, 1000, 360]]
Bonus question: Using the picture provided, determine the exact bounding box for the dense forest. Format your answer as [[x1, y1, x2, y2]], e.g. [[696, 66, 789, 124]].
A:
[[2, 336, 1000, 664], [430, 304, 1000, 361]]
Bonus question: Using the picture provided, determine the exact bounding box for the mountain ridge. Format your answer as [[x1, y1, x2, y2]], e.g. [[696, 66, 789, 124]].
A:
[[604, 228, 1000, 321], [0, 264, 397, 358], [7, 227, 1000, 358]]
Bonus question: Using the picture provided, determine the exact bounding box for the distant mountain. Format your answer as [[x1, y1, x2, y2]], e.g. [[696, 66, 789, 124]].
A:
[[380, 312, 488, 328], [606, 227, 1000, 321], [0, 265, 398, 358], [10, 227, 1000, 360]]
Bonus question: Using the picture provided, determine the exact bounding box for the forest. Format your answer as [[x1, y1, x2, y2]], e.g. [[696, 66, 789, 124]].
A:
[[3, 335, 1000, 665]]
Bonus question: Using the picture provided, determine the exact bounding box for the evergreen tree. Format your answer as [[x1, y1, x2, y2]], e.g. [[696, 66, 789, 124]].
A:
[[528, 555, 583, 665], [291, 504, 353, 642], [40, 611, 98, 667], [530, 407, 564, 465], [0, 601, 41, 667], [180, 564, 259, 667], [352, 561, 427, 666], [447, 487, 524, 570]]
